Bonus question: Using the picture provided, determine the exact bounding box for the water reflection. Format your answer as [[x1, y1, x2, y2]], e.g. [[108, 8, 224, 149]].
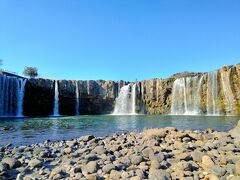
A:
[[0, 115, 239, 146], [113, 115, 137, 131]]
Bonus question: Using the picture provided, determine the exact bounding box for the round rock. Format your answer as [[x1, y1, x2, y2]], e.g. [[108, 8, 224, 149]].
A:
[[131, 155, 143, 165]]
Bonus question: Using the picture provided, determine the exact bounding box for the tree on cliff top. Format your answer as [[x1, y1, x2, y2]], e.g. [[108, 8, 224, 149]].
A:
[[23, 67, 38, 78]]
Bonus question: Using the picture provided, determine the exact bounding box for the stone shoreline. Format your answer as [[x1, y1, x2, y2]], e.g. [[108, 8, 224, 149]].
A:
[[0, 121, 240, 180]]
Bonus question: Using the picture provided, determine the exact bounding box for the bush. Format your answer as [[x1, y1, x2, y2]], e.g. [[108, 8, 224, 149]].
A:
[[23, 67, 38, 78]]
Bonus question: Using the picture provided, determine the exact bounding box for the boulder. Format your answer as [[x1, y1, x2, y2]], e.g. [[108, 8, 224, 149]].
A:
[[149, 169, 170, 180], [191, 150, 205, 162], [229, 120, 240, 138], [110, 170, 122, 179], [1, 157, 21, 169], [204, 174, 220, 180], [202, 155, 215, 171], [102, 163, 115, 173], [130, 155, 143, 165], [28, 159, 42, 168], [92, 146, 106, 155], [235, 160, 240, 175], [82, 161, 98, 174]]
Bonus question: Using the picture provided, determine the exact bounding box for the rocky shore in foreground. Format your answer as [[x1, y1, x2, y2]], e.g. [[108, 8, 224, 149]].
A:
[[1, 121, 240, 180]]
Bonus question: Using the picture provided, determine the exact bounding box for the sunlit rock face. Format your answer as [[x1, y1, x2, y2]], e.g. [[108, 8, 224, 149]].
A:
[[137, 79, 174, 114], [127, 64, 240, 115], [169, 65, 240, 115]]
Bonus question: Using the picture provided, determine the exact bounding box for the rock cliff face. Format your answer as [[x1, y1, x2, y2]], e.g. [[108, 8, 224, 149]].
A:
[[123, 65, 240, 115], [24, 79, 126, 116], [2, 64, 240, 116], [24, 78, 55, 116]]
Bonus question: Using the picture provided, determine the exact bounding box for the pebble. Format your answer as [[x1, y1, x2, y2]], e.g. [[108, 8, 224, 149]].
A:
[[0, 122, 239, 179]]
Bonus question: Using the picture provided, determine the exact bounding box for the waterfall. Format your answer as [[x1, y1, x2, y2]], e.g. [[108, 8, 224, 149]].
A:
[[221, 68, 234, 113], [194, 75, 204, 114], [171, 78, 186, 115], [87, 80, 90, 95], [75, 81, 80, 115], [17, 79, 27, 117], [113, 83, 137, 115], [131, 84, 136, 115], [207, 71, 219, 115], [156, 80, 159, 102], [53, 80, 59, 116], [0, 75, 26, 117], [171, 75, 203, 115]]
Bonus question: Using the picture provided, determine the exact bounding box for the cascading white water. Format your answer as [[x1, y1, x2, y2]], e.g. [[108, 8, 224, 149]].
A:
[[75, 81, 80, 115], [87, 80, 90, 95], [194, 75, 204, 114], [156, 80, 159, 102], [171, 78, 186, 115], [0, 76, 26, 117], [221, 68, 234, 113], [53, 80, 59, 116], [131, 84, 136, 115], [171, 75, 203, 115], [113, 84, 131, 115], [17, 79, 27, 117], [113, 83, 137, 115], [207, 71, 219, 115]]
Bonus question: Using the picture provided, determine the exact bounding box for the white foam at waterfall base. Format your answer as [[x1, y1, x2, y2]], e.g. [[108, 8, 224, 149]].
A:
[[113, 84, 137, 115]]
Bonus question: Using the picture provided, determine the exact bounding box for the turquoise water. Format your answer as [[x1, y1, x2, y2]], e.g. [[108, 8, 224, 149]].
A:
[[0, 115, 239, 147]]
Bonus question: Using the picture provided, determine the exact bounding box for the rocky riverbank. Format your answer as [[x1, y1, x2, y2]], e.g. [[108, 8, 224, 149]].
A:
[[1, 121, 240, 180]]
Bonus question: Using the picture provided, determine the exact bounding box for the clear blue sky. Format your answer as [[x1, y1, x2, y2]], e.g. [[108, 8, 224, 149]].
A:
[[0, 0, 240, 81]]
